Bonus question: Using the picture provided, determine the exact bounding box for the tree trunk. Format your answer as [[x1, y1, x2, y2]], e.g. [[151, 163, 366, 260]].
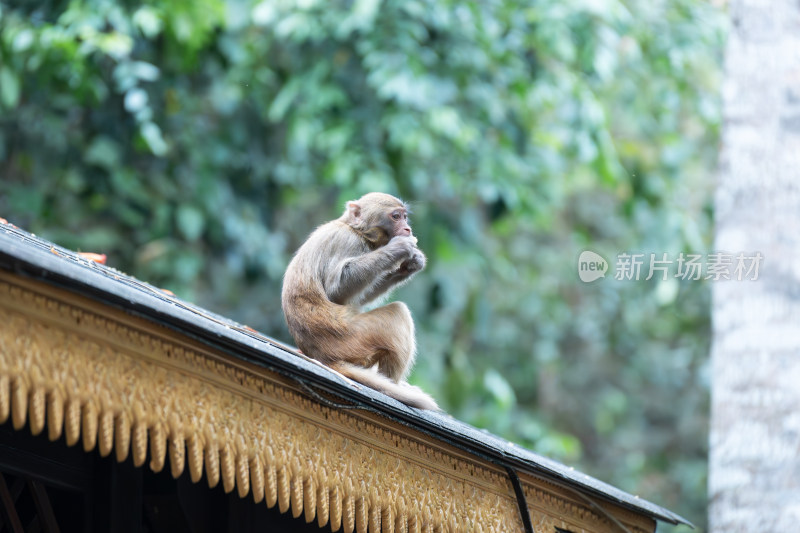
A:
[[710, 1, 800, 531]]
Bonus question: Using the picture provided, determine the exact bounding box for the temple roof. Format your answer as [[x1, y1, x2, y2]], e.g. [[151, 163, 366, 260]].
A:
[[0, 222, 691, 530]]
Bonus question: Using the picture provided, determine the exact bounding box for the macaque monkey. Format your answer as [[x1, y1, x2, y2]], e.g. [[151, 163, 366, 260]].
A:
[[282, 192, 438, 410]]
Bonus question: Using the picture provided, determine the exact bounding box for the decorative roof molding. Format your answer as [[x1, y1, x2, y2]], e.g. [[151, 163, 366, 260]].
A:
[[0, 224, 692, 532], [0, 272, 656, 532]]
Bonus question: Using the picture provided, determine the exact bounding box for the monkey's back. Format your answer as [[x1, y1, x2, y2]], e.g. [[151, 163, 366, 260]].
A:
[[281, 221, 367, 364]]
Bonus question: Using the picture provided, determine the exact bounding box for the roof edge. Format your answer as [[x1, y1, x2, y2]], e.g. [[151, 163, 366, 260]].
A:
[[0, 225, 693, 527]]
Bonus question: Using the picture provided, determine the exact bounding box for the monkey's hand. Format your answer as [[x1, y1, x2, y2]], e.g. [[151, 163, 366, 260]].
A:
[[385, 235, 419, 263], [385, 236, 425, 275], [356, 240, 425, 305], [397, 247, 426, 274]]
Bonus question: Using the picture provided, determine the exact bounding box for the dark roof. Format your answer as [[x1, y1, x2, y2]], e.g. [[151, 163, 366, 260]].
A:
[[0, 223, 691, 528]]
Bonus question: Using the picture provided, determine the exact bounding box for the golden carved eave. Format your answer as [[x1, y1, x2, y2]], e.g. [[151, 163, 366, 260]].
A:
[[0, 267, 659, 533]]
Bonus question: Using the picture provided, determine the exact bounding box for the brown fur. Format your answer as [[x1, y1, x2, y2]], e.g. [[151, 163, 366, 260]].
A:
[[282, 193, 438, 410]]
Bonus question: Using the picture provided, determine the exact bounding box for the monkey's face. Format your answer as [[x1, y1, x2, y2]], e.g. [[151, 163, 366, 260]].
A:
[[344, 193, 413, 247], [387, 207, 412, 237], [360, 205, 412, 247]]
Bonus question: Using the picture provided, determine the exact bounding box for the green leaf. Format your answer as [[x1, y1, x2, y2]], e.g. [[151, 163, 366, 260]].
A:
[[12, 29, 35, 52], [124, 88, 148, 113], [140, 122, 168, 156], [133, 6, 163, 39], [268, 78, 301, 122], [0, 67, 20, 108], [85, 136, 121, 169], [176, 205, 205, 242], [483, 369, 516, 409]]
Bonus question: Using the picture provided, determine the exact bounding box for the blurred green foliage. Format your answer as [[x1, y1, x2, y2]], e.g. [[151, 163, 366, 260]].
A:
[[0, 0, 725, 529]]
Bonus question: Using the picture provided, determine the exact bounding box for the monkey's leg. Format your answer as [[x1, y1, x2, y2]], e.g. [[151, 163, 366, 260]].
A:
[[355, 302, 416, 382]]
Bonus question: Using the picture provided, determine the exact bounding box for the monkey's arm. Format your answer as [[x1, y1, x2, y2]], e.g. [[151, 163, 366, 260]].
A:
[[325, 237, 417, 305], [358, 248, 425, 305]]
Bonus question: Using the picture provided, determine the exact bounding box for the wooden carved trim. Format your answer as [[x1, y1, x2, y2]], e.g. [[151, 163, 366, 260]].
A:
[[520, 475, 655, 533], [0, 271, 654, 533]]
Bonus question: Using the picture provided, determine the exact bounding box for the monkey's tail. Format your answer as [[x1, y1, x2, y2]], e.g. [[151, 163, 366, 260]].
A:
[[331, 362, 439, 411]]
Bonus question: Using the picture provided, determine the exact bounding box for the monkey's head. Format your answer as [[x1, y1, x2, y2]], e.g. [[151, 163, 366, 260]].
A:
[[341, 192, 412, 248]]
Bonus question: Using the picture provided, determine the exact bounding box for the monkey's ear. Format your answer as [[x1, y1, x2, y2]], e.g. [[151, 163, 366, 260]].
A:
[[346, 201, 361, 221]]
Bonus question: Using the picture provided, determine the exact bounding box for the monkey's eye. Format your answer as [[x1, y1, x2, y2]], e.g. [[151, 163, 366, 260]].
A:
[[392, 213, 402, 221]]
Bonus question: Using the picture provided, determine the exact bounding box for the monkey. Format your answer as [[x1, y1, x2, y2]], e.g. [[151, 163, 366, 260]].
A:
[[281, 192, 438, 410]]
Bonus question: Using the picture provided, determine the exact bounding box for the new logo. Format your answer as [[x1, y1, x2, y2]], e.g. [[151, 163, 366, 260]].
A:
[[578, 250, 608, 283]]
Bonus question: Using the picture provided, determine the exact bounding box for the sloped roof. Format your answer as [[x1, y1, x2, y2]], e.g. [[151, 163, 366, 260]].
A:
[[0, 222, 690, 529]]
